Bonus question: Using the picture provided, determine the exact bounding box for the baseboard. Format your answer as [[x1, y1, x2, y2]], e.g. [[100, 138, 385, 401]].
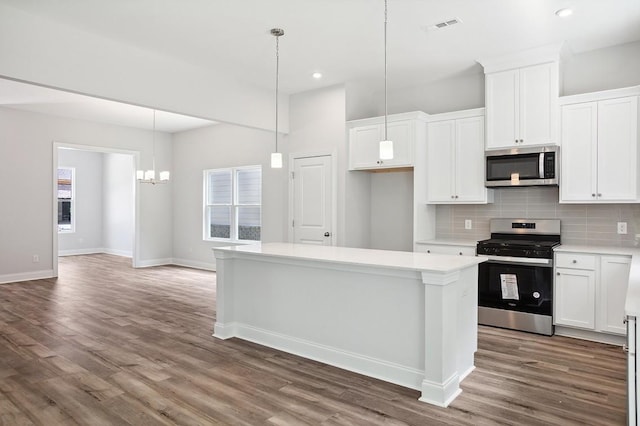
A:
[[171, 258, 216, 271], [216, 322, 424, 392], [136, 258, 174, 268], [102, 248, 132, 258], [59, 248, 132, 258], [58, 248, 103, 257], [0, 269, 55, 284], [555, 326, 625, 346]]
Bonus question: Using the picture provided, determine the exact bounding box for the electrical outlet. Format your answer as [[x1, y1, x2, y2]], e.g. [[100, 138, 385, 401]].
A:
[[32, 255, 39, 263], [465, 219, 472, 230], [617, 222, 628, 234]]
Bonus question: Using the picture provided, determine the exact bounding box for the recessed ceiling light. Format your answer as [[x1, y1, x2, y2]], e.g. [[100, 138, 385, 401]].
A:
[[555, 8, 573, 17], [312, 72, 322, 79]]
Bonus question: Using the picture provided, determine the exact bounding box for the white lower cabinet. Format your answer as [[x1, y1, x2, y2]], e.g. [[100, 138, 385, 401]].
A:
[[554, 251, 631, 336]]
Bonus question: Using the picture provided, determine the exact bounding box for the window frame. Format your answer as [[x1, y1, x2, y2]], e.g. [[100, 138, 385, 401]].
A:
[[57, 167, 76, 233], [203, 165, 262, 243]]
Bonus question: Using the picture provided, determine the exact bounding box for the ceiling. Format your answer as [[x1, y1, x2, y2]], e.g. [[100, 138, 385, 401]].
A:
[[1, 0, 639, 131]]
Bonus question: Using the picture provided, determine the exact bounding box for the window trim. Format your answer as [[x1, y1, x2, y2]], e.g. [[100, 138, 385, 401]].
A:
[[203, 165, 262, 243], [57, 167, 76, 233]]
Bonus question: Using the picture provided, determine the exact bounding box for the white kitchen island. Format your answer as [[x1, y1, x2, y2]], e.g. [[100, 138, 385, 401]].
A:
[[213, 243, 486, 407]]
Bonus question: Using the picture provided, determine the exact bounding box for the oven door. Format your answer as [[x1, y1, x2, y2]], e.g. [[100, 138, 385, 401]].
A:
[[478, 258, 553, 316]]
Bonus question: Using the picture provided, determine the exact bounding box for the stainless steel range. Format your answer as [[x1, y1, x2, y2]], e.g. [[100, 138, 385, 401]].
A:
[[476, 218, 561, 336]]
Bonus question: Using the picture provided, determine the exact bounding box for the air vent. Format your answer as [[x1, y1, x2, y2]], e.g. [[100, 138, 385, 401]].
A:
[[428, 17, 463, 30]]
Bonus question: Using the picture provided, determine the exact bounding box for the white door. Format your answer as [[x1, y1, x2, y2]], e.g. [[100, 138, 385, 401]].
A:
[[597, 96, 638, 201], [292, 155, 333, 245], [426, 120, 455, 202], [455, 116, 486, 202], [560, 102, 598, 202], [599, 256, 631, 335], [520, 62, 555, 146], [485, 69, 519, 149], [554, 268, 596, 330]]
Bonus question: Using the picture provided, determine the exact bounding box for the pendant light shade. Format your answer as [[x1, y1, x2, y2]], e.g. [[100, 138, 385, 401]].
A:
[[270, 152, 283, 168], [379, 0, 394, 161], [137, 110, 170, 184], [270, 28, 284, 169]]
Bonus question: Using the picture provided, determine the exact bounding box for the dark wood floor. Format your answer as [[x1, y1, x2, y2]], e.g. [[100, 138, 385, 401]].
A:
[[0, 254, 627, 425]]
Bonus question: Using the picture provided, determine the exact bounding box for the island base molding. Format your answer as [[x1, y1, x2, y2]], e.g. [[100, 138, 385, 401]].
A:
[[212, 244, 483, 407]]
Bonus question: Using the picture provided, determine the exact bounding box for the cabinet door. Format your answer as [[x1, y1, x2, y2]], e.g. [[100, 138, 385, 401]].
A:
[[455, 116, 487, 202], [596, 96, 638, 201], [426, 120, 455, 202], [555, 268, 596, 329], [385, 120, 414, 167], [519, 62, 557, 146], [486, 69, 519, 149], [599, 255, 631, 335], [560, 102, 598, 202], [349, 125, 382, 170]]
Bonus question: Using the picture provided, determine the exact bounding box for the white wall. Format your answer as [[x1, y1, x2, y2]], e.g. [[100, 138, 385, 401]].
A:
[[0, 2, 287, 133], [103, 153, 134, 257], [563, 41, 640, 96], [57, 149, 104, 254], [171, 123, 286, 270], [369, 172, 414, 251], [0, 107, 172, 283]]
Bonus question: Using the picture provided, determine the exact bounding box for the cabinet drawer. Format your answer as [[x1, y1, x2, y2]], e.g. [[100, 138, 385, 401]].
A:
[[417, 244, 476, 256], [555, 253, 597, 270]]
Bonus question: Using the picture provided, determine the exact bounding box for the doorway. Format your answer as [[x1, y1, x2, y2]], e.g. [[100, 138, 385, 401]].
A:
[[53, 143, 139, 276], [289, 154, 336, 245]]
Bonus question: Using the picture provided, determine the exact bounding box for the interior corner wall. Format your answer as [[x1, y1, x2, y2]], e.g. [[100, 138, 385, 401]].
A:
[[171, 123, 285, 271], [57, 149, 104, 255], [0, 106, 173, 282], [563, 40, 640, 96], [102, 153, 134, 257]]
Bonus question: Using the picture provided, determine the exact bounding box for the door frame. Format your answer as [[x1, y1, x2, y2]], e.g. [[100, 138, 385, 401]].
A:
[[287, 150, 338, 245], [53, 141, 141, 277]]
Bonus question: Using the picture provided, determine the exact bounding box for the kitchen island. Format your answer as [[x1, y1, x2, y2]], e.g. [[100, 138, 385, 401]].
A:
[[213, 243, 486, 407]]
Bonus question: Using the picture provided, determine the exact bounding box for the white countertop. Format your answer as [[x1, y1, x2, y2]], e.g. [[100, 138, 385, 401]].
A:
[[554, 244, 640, 318], [214, 242, 486, 273], [415, 239, 478, 247]]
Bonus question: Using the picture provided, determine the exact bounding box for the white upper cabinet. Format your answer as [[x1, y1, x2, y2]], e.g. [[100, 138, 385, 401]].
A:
[[485, 62, 558, 149], [426, 109, 492, 204], [560, 93, 639, 203], [348, 112, 427, 170]]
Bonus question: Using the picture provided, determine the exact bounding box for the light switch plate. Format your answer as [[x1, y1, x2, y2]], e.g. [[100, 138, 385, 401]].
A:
[[465, 219, 472, 230]]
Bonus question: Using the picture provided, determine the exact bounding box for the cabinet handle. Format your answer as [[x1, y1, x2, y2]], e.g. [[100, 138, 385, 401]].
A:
[[519, 139, 524, 143], [592, 193, 596, 197], [427, 250, 431, 253], [459, 252, 463, 256], [572, 260, 577, 264], [556, 272, 560, 276], [451, 195, 454, 199], [455, 195, 459, 199], [597, 193, 602, 197]]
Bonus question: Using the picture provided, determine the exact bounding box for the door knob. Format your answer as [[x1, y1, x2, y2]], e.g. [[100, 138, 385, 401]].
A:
[[324, 232, 331, 237]]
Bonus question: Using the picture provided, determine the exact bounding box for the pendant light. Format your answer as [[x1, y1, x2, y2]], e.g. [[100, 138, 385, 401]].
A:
[[270, 28, 284, 169], [136, 110, 170, 184], [379, 0, 394, 160]]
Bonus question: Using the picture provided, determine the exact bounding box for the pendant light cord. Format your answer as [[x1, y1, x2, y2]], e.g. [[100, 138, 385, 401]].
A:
[[275, 34, 280, 153], [384, 0, 388, 141], [152, 110, 156, 173]]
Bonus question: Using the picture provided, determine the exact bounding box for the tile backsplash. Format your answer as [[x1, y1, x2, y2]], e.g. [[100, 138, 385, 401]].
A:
[[435, 187, 640, 247]]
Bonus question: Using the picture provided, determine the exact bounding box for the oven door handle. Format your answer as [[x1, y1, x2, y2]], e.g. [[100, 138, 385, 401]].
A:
[[484, 255, 554, 268]]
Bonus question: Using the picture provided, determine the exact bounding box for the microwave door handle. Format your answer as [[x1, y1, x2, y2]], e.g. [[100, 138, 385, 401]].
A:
[[539, 153, 545, 179]]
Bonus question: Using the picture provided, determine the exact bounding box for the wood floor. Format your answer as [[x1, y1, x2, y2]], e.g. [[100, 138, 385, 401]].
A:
[[0, 254, 627, 425]]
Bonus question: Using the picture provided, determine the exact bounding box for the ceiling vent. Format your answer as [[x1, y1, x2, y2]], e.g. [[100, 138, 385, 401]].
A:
[[429, 17, 463, 30]]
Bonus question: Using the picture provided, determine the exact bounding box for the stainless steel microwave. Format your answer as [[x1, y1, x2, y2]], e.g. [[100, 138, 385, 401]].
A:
[[485, 146, 559, 187]]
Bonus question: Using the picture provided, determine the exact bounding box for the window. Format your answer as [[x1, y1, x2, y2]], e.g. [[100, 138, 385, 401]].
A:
[[57, 167, 75, 232], [204, 166, 261, 242]]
